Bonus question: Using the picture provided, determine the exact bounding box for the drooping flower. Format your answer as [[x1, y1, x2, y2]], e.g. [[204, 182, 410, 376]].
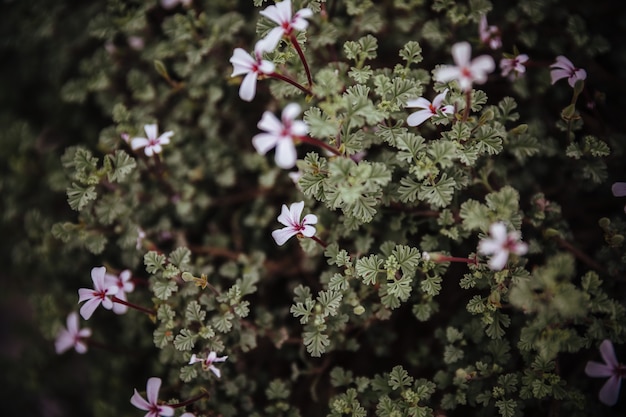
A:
[[550, 55, 587, 88], [130, 377, 174, 417], [271, 201, 317, 245], [477, 222, 528, 271], [104, 269, 135, 315], [230, 39, 275, 102], [189, 351, 228, 378], [259, 0, 313, 51], [479, 15, 501, 50], [55, 312, 92, 354], [500, 54, 529, 78], [434, 42, 495, 91], [405, 88, 454, 127], [131, 124, 174, 157], [611, 182, 626, 213], [252, 103, 308, 169], [585, 339, 626, 406], [78, 266, 119, 320]]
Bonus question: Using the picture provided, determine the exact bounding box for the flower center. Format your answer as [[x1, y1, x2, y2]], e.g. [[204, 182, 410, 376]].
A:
[[461, 67, 472, 79], [429, 103, 437, 114]]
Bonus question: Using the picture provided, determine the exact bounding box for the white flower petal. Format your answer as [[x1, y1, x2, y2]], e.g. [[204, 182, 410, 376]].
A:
[[272, 227, 298, 246], [130, 137, 148, 150], [274, 139, 297, 169], [144, 124, 158, 141], [488, 250, 509, 271], [434, 66, 461, 83], [288, 201, 305, 224], [239, 72, 258, 102], [451, 42, 471, 67], [282, 103, 302, 122], [405, 97, 431, 109], [252, 133, 278, 156], [407, 109, 433, 127], [257, 111, 283, 134]]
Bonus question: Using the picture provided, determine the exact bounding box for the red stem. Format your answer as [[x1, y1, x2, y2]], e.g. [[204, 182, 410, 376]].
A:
[[310, 235, 328, 248], [169, 391, 210, 409], [111, 296, 156, 316], [269, 72, 313, 96], [297, 135, 341, 156], [290, 33, 312, 87]]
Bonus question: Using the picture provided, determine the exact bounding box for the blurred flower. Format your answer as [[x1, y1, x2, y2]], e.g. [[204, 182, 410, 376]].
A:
[[161, 0, 192, 9], [434, 42, 495, 91], [550, 55, 587, 88], [478, 222, 528, 270], [252, 103, 307, 169], [127, 36, 145, 51], [131, 124, 174, 157], [136, 227, 146, 250], [585, 339, 626, 406], [105, 270, 135, 315], [612, 182, 626, 213], [55, 312, 91, 354], [479, 15, 501, 50], [130, 377, 174, 417], [189, 351, 228, 378], [405, 88, 454, 126], [78, 266, 119, 320], [271, 201, 317, 245], [259, 0, 313, 51], [500, 54, 529, 78], [230, 39, 275, 102]]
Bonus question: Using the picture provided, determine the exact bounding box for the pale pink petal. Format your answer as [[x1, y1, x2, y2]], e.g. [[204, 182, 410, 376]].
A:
[[276, 204, 293, 226], [74, 340, 89, 354], [302, 213, 318, 226], [111, 291, 128, 315], [434, 66, 461, 83], [157, 131, 174, 145], [288, 201, 305, 224], [291, 120, 308, 137], [407, 109, 433, 127], [292, 9, 313, 30], [79, 298, 101, 320], [101, 296, 114, 310], [612, 182, 626, 197], [144, 124, 158, 141], [478, 238, 500, 255], [130, 390, 151, 411], [599, 376, 622, 406], [568, 68, 587, 87], [150, 144, 163, 155], [55, 331, 74, 354], [257, 60, 275, 74], [78, 288, 95, 303], [160, 405, 175, 416], [550, 68, 570, 85], [230, 48, 255, 75], [488, 249, 509, 271], [160, 0, 180, 9], [252, 133, 279, 155], [512, 241, 529, 256], [451, 42, 471, 67], [91, 266, 107, 287], [209, 365, 221, 378], [517, 54, 529, 64], [405, 97, 431, 109], [600, 339, 619, 368], [239, 72, 258, 102], [553, 55, 574, 70], [258, 111, 283, 134], [282, 103, 302, 122], [300, 224, 317, 238], [144, 146, 155, 157], [585, 361, 614, 378], [259, 3, 284, 25], [272, 227, 298, 245], [66, 311, 79, 334], [489, 222, 508, 243], [207, 351, 217, 362], [146, 377, 162, 405], [440, 104, 454, 114], [471, 55, 496, 82], [78, 328, 92, 338], [261, 27, 285, 52], [213, 355, 228, 363], [131, 137, 149, 150], [274, 139, 297, 169]]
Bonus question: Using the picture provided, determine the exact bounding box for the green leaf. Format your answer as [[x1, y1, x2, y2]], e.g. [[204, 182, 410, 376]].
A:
[[144, 251, 166, 274], [185, 301, 206, 323], [356, 255, 383, 285], [291, 298, 315, 324], [173, 329, 197, 351], [388, 366, 413, 390], [67, 182, 97, 211], [303, 328, 330, 357], [418, 174, 456, 208], [168, 247, 191, 269], [304, 107, 340, 139], [153, 279, 177, 300], [399, 40, 423, 65], [104, 150, 136, 183]]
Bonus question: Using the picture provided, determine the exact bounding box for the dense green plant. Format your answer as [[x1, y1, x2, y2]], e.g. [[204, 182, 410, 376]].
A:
[[2, 0, 626, 416]]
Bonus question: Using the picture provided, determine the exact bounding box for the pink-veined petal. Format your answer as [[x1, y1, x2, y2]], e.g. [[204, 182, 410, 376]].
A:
[[440, 104, 454, 114], [101, 296, 114, 310], [585, 360, 615, 378], [302, 213, 318, 226], [120, 270, 135, 292], [79, 298, 101, 320], [434, 66, 461, 83], [146, 377, 162, 406], [552, 55, 574, 70], [230, 48, 255, 75], [432, 89, 449, 108], [239, 72, 258, 102], [258, 111, 283, 134], [144, 146, 155, 157], [274, 138, 297, 169], [78, 288, 95, 303], [517, 54, 529, 64], [261, 27, 285, 52], [159, 405, 175, 416], [407, 109, 433, 127], [131, 390, 151, 411], [599, 339, 619, 368], [599, 376, 622, 406], [272, 227, 298, 246], [488, 249, 509, 271], [451, 42, 472, 67], [257, 59, 275, 75], [612, 182, 626, 197], [131, 137, 149, 150], [405, 97, 431, 109], [292, 9, 313, 30], [276, 204, 293, 227], [209, 365, 221, 378], [300, 224, 317, 238], [149, 144, 163, 155], [288, 201, 305, 224], [144, 124, 158, 141], [252, 133, 278, 155], [78, 328, 92, 339], [282, 103, 302, 122], [213, 354, 228, 363], [550, 68, 571, 85]]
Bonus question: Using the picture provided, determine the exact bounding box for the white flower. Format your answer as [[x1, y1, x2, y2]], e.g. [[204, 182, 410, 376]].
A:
[[271, 201, 317, 246], [104, 270, 135, 315], [478, 222, 528, 271], [160, 0, 192, 9], [500, 54, 529, 78], [130, 377, 174, 417], [259, 0, 313, 51], [77, 266, 119, 320], [405, 88, 454, 127], [131, 124, 174, 157], [55, 312, 91, 354], [189, 351, 228, 378], [479, 15, 501, 50], [252, 103, 307, 169], [434, 41, 495, 91], [230, 39, 275, 102], [550, 55, 587, 88]]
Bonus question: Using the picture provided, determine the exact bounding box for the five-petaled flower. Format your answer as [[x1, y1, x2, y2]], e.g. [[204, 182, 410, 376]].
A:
[[252, 103, 308, 169], [189, 351, 228, 378], [611, 182, 626, 213], [477, 222, 528, 271], [105, 269, 135, 315], [131, 377, 174, 417], [550, 55, 587, 88], [78, 266, 119, 320], [259, 0, 313, 51], [585, 339, 626, 406], [230, 39, 275, 102], [271, 201, 317, 246], [479, 15, 501, 50], [55, 312, 91, 354], [131, 124, 174, 157], [405, 88, 454, 127], [434, 41, 495, 92], [500, 54, 529, 78]]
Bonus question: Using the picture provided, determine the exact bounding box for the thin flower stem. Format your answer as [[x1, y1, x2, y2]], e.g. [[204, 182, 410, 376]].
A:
[[269, 72, 313, 96], [169, 390, 210, 409], [289, 34, 312, 87], [462, 90, 472, 122], [111, 296, 156, 316], [297, 135, 342, 156], [309, 235, 328, 248]]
